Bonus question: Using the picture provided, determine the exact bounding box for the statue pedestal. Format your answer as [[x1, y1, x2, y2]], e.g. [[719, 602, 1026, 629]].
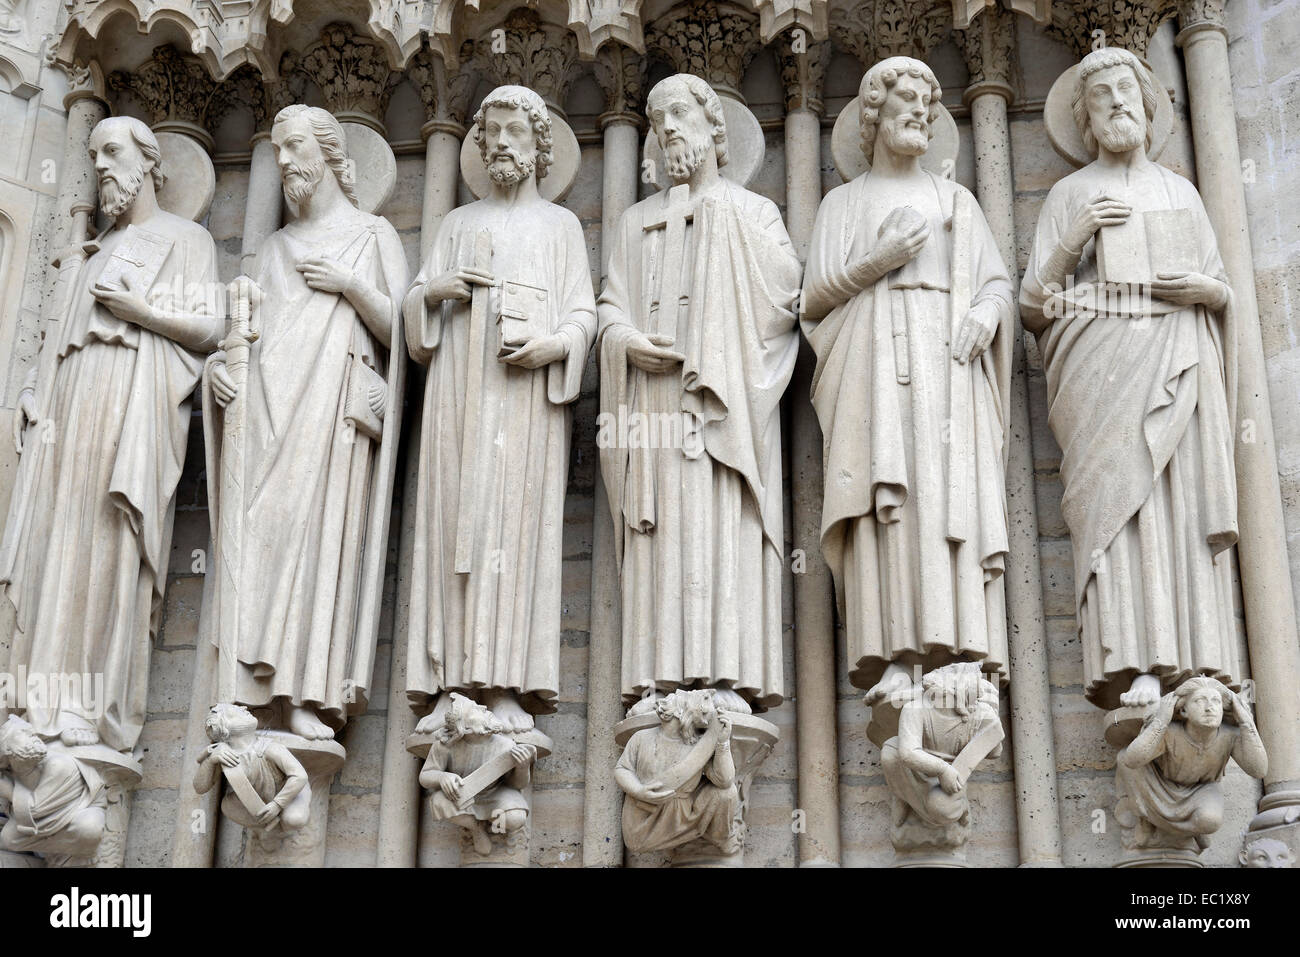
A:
[[241, 735, 346, 868], [407, 727, 553, 868], [613, 710, 778, 868], [894, 847, 968, 868], [1116, 848, 1207, 868]]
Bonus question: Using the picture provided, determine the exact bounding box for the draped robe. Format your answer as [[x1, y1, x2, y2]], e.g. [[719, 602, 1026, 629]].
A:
[[204, 209, 407, 730], [801, 172, 1013, 693], [1, 212, 216, 751], [404, 198, 595, 716], [598, 178, 801, 712], [1020, 162, 1244, 710]]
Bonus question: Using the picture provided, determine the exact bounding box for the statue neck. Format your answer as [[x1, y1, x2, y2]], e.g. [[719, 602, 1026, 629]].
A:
[[114, 179, 161, 229], [296, 175, 352, 223], [489, 173, 541, 207], [870, 145, 924, 180], [1095, 143, 1151, 175]]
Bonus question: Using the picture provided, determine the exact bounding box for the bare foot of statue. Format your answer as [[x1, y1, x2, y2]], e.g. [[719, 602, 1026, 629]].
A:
[[864, 663, 914, 707], [709, 686, 752, 715], [287, 704, 335, 740], [1120, 673, 1162, 708], [485, 689, 534, 733], [58, 714, 100, 748]]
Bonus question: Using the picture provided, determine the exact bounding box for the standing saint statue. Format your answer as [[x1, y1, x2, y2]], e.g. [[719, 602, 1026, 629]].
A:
[[1, 116, 222, 751], [800, 57, 1014, 702], [598, 73, 801, 715], [1020, 47, 1244, 710], [204, 105, 407, 740], [404, 85, 596, 733]]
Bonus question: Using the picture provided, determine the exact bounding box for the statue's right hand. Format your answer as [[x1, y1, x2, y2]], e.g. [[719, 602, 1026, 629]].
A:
[[626, 333, 685, 374], [12, 388, 36, 455], [640, 780, 675, 804], [938, 765, 962, 795], [210, 361, 237, 408], [869, 205, 930, 274], [1062, 193, 1132, 251], [439, 773, 463, 802], [228, 275, 264, 310], [424, 267, 494, 306], [211, 743, 239, 769]]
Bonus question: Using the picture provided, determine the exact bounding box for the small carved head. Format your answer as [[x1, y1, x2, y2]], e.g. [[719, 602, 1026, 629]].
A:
[[473, 85, 553, 184], [655, 688, 718, 742], [89, 116, 165, 218], [440, 693, 505, 743], [1240, 837, 1294, 868], [646, 74, 728, 181], [859, 57, 942, 164], [204, 703, 259, 743], [1072, 47, 1157, 158], [271, 104, 358, 207], [920, 661, 994, 718], [0, 714, 46, 768], [1173, 676, 1231, 730]]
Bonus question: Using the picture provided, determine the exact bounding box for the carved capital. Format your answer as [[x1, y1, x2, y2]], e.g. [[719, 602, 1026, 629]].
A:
[[297, 22, 400, 123], [53, 55, 108, 110], [477, 9, 580, 111], [775, 35, 832, 114], [1044, 0, 1179, 60], [955, 4, 1018, 102], [108, 44, 234, 141], [409, 44, 478, 130], [1176, 0, 1227, 34], [829, 0, 952, 71], [645, 0, 761, 96], [748, 0, 829, 45], [593, 42, 647, 117]]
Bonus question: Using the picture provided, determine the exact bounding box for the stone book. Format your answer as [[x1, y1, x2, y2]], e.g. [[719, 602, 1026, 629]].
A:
[[1095, 208, 1197, 286]]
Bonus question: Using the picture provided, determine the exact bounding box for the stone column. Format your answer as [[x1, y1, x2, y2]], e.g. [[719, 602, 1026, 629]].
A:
[[777, 35, 840, 869], [1176, 0, 1300, 835], [583, 43, 644, 867], [957, 9, 1064, 867], [241, 133, 281, 271], [49, 64, 108, 271]]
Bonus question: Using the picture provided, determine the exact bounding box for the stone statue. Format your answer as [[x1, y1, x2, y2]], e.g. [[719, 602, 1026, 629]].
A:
[[417, 693, 537, 856], [1020, 47, 1244, 710], [598, 73, 801, 715], [1115, 677, 1267, 854], [203, 104, 408, 740], [0, 715, 108, 865], [1240, 836, 1294, 868], [193, 703, 311, 835], [404, 85, 596, 735], [880, 662, 1003, 857], [800, 57, 1014, 705], [614, 688, 742, 855], [1, 116, 221, 752]]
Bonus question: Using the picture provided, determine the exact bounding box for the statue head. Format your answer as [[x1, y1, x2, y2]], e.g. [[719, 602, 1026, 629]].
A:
[[646, 74, 728, 183], [204, 703, 259, 743], [1072, 47, 1157, 158], [920, 661, 994, 718], [0, 714, 46, 769], [271, 104, 358, 207], [859, 57, 942, 164], [1240, 837, 1294, 868], [473, 85, 553, 185], [654, 688, 718, 743], [89, 116, 165, 219], [440, 693, 505, 743], [1173, 676, 1230, 730]]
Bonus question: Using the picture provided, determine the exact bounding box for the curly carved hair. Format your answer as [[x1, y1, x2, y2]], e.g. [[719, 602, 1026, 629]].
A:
[[473, 85, 554, 182], [859, 56, 942, 162], [646, 73, 729, 169], [272, 104, 359, 206], [1072, 47, 1158, 157]]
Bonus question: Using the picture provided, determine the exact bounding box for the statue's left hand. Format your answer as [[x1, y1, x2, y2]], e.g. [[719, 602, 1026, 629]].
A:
[[953, 300, 999, 365], [255, 802, 282, 826], [1151, 271, 1227, 309], [938, 765, 963, 795], [91, 273, 154, 327], [509, 743, 537, 766], [500, 333, 567, 369], [297, 255, 355, 294]]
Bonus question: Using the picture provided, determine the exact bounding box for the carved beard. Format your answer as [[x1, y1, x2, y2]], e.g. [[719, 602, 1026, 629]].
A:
[[663, 135, 712, 182], [1097, 111, 1144, 153], [487, 147, 536, 185], [6, 734, 47, 765], [880, 119, 928, 157], [99, 163, 145, 218], [282, 157, 326, 206]]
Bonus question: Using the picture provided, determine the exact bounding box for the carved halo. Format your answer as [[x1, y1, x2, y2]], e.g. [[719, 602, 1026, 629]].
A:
[[1043, 58, 1175, 169], [341, 121, 398, 215], [830, 96, 960, 183], [642, 91, 764, 191], [153, 130, 216, 222], [459, 112, 582, 204]]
